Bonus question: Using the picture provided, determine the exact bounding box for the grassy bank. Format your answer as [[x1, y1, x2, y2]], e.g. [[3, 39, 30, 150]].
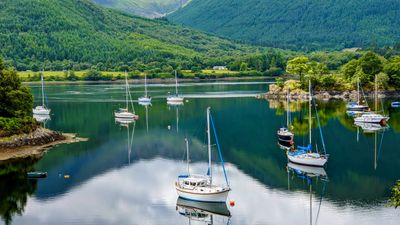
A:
[[18, 69, 263, 82]]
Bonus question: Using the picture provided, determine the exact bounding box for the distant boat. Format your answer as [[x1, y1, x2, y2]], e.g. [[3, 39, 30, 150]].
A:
[[138, 73, 151, 104], [346, 77, 368, 111], [355, 121, 388, 133], [277, 90, 294, 143], [167, 70, 184, 103], [175, 107, 231, 203], [391, 102, 400, 108], [27, 171, 47, 179], [287, 80, 329, 167], [354, 75, 389, 124], [32, 72, 51, 115], [115, 72, 139, 120]]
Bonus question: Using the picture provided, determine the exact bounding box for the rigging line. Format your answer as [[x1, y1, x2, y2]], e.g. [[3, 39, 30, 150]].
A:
[[210, 113, 229, 187], [313, 98, 327, 155], [360, 85, 369, 108], [377, 129, 385, 161]]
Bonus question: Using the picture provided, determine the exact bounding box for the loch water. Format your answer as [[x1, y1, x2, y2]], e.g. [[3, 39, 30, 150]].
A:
[[1, 80, 400, 225]]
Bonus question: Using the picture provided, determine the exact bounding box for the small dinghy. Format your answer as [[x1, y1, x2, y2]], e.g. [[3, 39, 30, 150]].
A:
[[27, 172, 47, 179], [391, 102, 400, 108]]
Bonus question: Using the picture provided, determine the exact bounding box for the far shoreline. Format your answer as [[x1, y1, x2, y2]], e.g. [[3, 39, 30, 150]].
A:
[[22, 76, 274, 85]]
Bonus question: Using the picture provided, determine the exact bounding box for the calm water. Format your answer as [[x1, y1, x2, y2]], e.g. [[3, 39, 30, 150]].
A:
[[1, 80, 400, 225]]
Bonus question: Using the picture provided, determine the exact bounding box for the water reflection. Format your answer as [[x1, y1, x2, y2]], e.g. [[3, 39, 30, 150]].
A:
[[176, 198, 231, 224]]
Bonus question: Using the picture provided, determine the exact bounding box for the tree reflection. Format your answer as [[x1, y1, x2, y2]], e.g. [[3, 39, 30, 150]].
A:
[[0, 158, 38, 225], [389, 180, 400, 208]]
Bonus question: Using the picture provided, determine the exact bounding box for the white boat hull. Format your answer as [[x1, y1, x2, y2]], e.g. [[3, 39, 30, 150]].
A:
[[138, 97, 151, 103], [167, 96, 184, 102], [176, 184, 230, 203], [115, 112, 139, 119], [287, 153, 328, 167], [32, 107, 50, 115]]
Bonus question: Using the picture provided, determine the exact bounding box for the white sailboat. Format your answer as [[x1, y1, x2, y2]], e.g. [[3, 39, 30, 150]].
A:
[[138, 73, 151, 104], [277, 90, 294, 143], [175, 107, 231, 203], [346, 77, 368, 111], [32, 72, 51, 115], [115, 72, 139, 120], [167, 70, 184, 104], [354, 75, 389, 124], [287, 80, 329, 167]]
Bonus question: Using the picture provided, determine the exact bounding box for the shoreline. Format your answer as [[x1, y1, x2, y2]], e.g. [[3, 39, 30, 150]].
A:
[[22, 76, 272, 85], [0, 128, 87, 161], [261, 90, 400, 100]]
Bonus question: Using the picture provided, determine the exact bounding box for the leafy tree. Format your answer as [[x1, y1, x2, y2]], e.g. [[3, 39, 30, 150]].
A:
[[286, 56, 310, 83], [0, 59, 33, 118], [341, 59, 359, 79], [359, 51, 383, 77], [384, 56, 400, 86], [83, 70, 103, 81], [240, 62, 248, 71]]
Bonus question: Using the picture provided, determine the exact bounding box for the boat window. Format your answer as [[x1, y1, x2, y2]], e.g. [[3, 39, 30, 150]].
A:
[[184, 181, 189, 185]]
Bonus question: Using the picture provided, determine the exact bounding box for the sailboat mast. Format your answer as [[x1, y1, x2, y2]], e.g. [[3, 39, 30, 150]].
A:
[[144, 73, 148, 97], [310, 184, 313, 225], [309, 79, 312, 146], [175, 70, 178, 96], [357, 77, 360, 104], [125, 72, 129, 109], [185, 138, 190, 175], [207, 107, 212, 184], [375, 75, 378, 112], [287, 90, 289, 128], [41, 71, 45, 107]]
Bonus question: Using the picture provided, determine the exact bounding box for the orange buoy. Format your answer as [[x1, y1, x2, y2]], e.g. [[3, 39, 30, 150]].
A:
[[229, 200, 235, 207]]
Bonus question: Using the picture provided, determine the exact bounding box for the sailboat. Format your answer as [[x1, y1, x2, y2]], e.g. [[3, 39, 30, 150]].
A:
[[115, 72, 139, 120], [138, 73, 151, 104], [167, 70, 184, 104], [32, 72, 51, 115], [277, 90, 294, 143], [287, 80, 329, 167], [354, 75, 389, 124], [175, 107, 231, 203], [346, 77, 368, 111]]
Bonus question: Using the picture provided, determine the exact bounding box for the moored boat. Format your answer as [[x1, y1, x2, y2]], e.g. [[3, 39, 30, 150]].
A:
[[115, 72, 139, 120], [167, 70, 184, 103], [33, 72, 51, 115], [391, 101, 400, 108], [27, 171, 47, 179], [277, 90, 294, 144], [346, 77, 368, 111], [138, 73, 151, 104], [175, 108, 231, 203]]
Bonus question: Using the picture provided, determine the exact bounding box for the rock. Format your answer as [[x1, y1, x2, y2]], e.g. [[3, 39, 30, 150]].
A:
[[0, 128, 65, 149]]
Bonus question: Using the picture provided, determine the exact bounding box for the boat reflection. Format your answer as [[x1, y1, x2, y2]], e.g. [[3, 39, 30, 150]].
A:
[[115, 119, 136, 165], [287, 163, 328, 225], [355, 121, 389, 133], [278, 140, 294, 150], [33, 114, 51, 123], [176, 197, 231, 224]]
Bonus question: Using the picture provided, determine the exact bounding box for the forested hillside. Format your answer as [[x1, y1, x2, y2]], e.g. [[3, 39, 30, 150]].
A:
[[0, 0, 265, 71], [93, 0, 190, 18], [168, 0, 400, 50]]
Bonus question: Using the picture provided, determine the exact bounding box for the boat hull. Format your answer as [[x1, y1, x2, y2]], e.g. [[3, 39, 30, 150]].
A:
[[346, 105, 368, 111], [167, 96, 184, 103], [287, 153, 327, 167], [115, 112, 139, 120], [277, 134, 293, 142], [354, 115, 389, 124], [176, 184, 230, 203], [33, 108, 50, 115]]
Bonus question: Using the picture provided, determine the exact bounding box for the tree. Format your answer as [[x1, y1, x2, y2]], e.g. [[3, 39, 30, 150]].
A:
[[0, 59, 33, 118], [83, 70, 103, 81], [341, 59, 359, 79], [376, 72, 389, 89], [240, 62, 248, 71], [286, 56, 311, 83], [359, 51, 383, 77], [384, 56, 400, 86]]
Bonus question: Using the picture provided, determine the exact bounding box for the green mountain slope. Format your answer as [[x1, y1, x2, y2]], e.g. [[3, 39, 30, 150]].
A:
[[93, 0, 190, 18], [0, 0, 263, 71], [168, 0, 400, 50]]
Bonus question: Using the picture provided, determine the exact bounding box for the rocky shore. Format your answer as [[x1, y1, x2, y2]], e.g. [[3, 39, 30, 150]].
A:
[[261, 83, 400, 100], [0, 128, 87, 161]]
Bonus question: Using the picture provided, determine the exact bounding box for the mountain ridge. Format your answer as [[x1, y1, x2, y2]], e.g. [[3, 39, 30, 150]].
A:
[[168, 0, 400, 50]]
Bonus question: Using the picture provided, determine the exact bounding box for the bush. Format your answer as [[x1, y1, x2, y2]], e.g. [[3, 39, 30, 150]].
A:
[[0, 117, 37, 137]]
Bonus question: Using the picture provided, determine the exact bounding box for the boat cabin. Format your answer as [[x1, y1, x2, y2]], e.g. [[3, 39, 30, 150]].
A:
[[179, 175, 209, 187]]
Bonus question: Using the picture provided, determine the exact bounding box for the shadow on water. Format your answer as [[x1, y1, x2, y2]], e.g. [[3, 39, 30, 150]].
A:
[[0, 158, 39, 225]]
